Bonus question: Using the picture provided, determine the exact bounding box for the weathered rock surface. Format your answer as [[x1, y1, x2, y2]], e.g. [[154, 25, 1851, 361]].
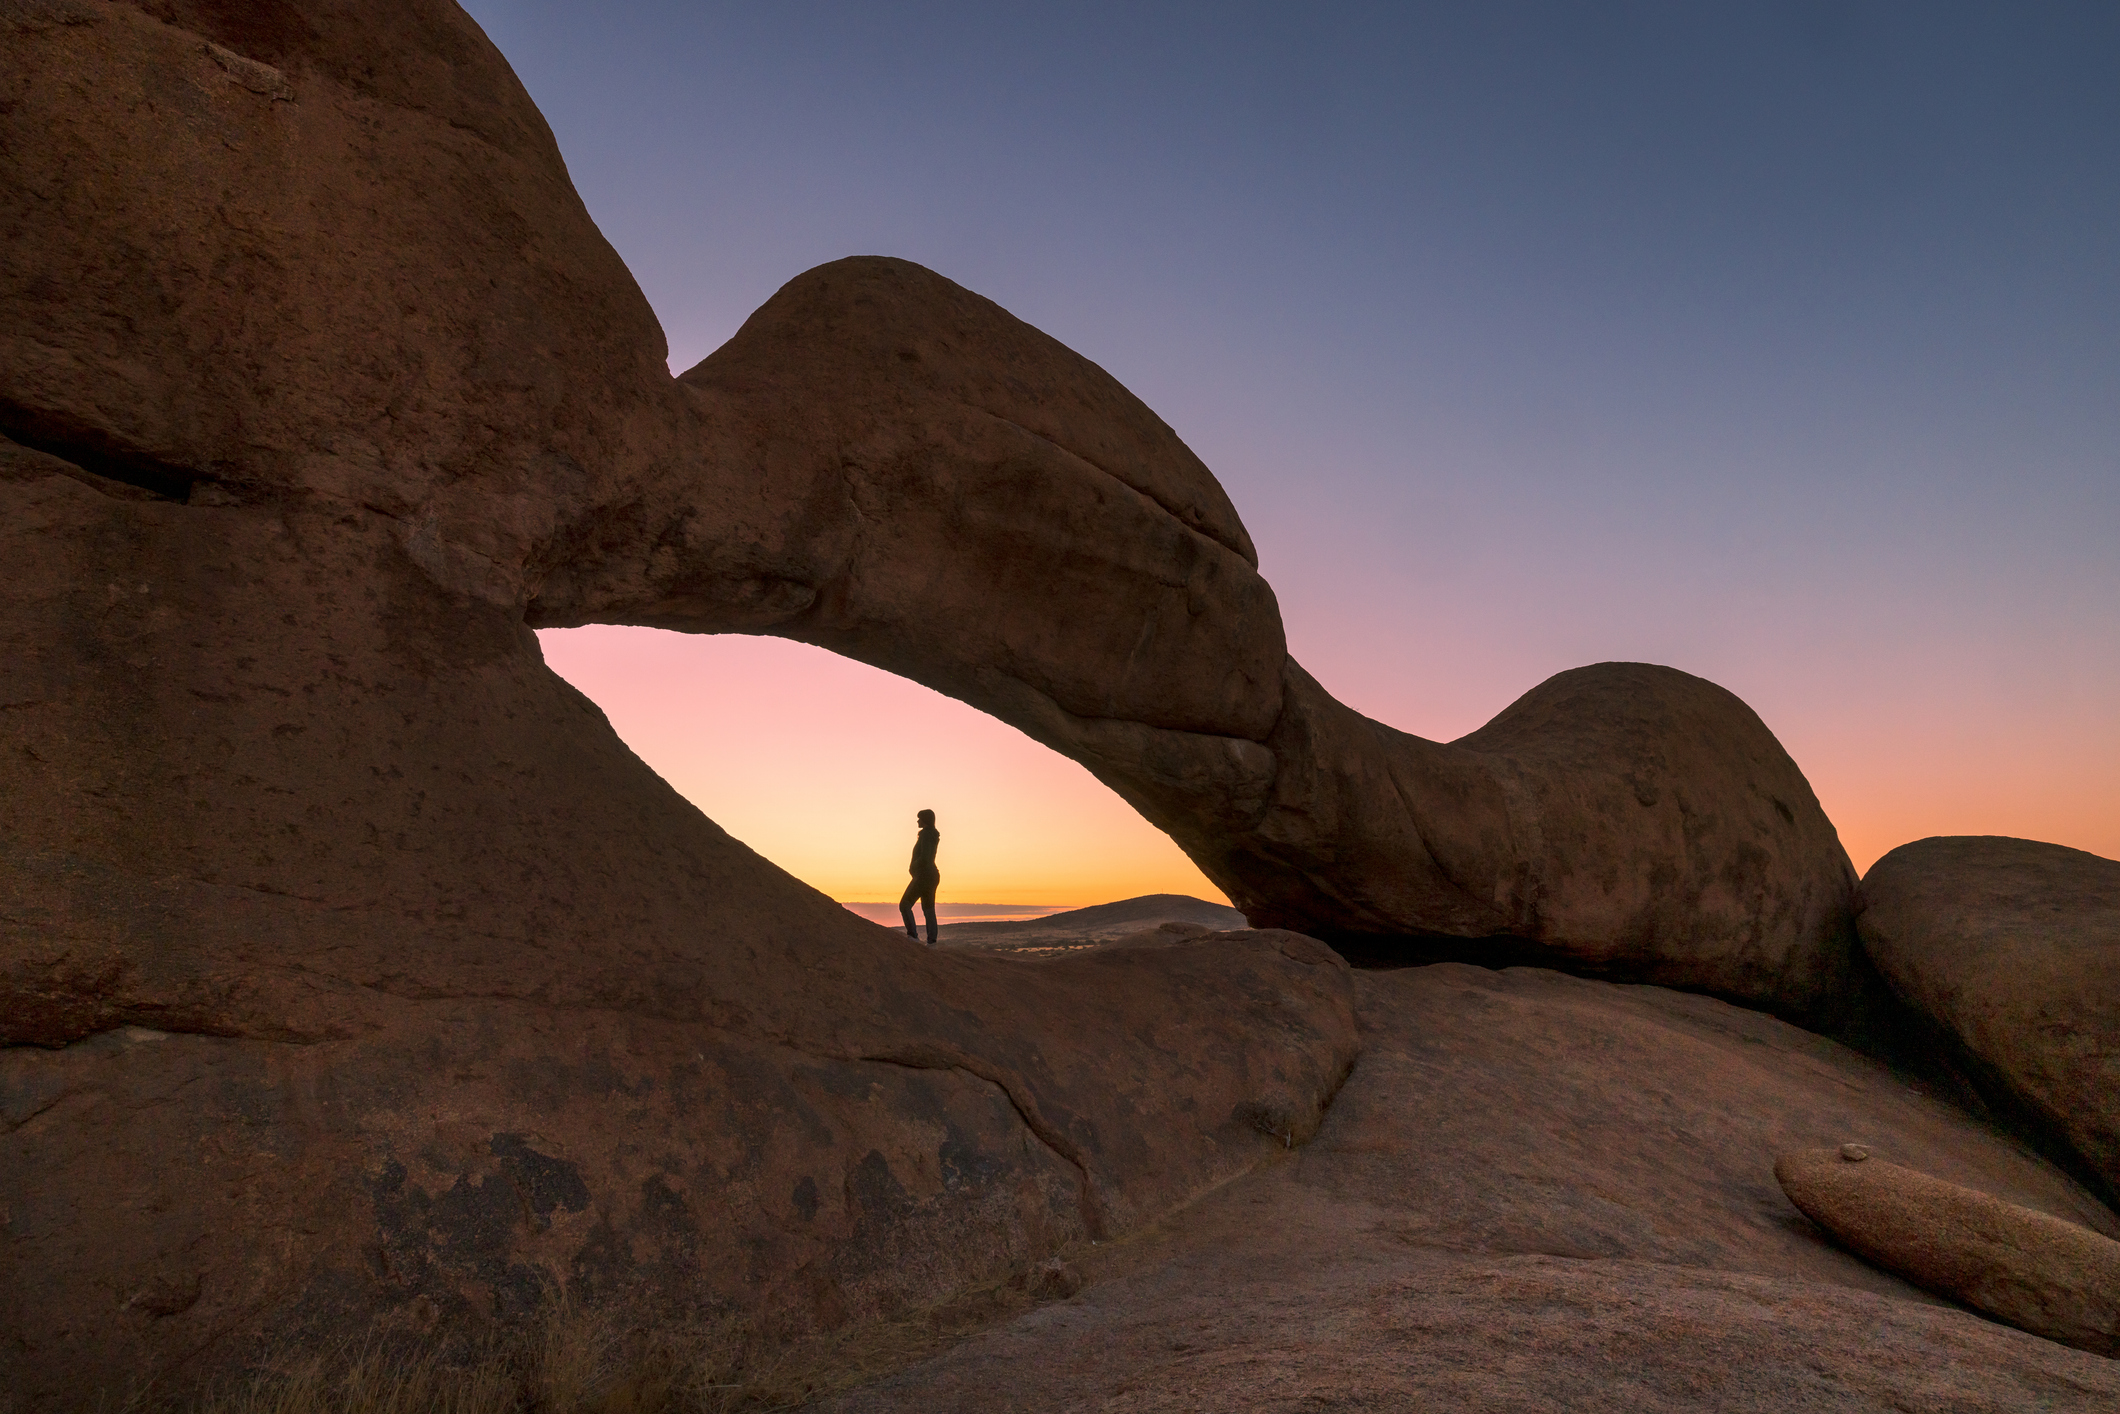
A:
[[3, 907, 1353, 1407], [821, 966, 2120, 1412], [1859, 836, 2120, 1198], [1777, 1145, 2120, 1355]]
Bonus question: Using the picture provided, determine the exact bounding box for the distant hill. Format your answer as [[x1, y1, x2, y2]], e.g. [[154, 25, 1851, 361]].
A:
[[938, 893, 1246, 950], [839, 901, 1073, 927], [947, 893, 1244, 935]]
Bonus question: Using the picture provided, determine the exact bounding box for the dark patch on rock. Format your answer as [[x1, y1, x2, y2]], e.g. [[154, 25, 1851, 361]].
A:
[[939, 1122, 1007, 1196], [365, 1136, 586, 1315], [489, 1133, 590, 1226], [851, 1150, 915, 1223]]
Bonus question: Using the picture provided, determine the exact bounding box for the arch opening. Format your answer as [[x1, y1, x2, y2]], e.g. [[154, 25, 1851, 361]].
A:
[[536, 625, 1231, 917]]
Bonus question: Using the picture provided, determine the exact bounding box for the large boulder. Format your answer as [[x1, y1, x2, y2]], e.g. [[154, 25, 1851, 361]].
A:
[[1858, 836, 2120, 1201], [1241, 659, 1861, 1017]]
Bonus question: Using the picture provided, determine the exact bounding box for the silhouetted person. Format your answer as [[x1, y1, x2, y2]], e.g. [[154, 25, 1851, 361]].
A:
[[900, 808, 940, 945]]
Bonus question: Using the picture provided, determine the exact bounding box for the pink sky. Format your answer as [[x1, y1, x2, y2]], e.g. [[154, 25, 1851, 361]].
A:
[[494, 4, 2118, 908], [537, 628, 1224, 905], [539, 618, 2118, 909]]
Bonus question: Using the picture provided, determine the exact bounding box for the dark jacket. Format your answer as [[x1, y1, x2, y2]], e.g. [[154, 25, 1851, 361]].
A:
[[908, 826, 940, 880]]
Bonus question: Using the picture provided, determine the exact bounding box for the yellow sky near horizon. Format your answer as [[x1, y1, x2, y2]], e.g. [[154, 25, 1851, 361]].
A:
[[538, 624, 2119, 911], [538, 626, 1225, 906]]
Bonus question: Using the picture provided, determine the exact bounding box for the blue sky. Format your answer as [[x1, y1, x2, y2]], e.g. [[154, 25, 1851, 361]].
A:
[[472, 1, 2119, 880]]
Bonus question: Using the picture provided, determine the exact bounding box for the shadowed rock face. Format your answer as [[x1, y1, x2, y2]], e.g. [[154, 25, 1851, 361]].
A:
[[1859, 836, 2120, 1202], [4, 0, 1857, 1399]]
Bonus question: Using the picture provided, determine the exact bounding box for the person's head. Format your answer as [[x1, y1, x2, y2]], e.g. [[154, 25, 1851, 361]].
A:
[[917, 809, 935, 829]]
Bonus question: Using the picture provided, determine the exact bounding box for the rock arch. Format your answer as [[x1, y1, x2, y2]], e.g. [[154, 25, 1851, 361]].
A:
[[533, 252, 1865, 1025]]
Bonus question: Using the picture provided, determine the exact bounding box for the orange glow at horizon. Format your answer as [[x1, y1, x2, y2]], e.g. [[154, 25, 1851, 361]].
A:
[[1784, 698, 2120, 877], [536, 627, 1227, 907], [538, 623, 2118, 910], [479, 0, 2119, 915]]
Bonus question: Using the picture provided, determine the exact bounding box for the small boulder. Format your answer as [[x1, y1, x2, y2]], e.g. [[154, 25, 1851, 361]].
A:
[[1776, 1145, 2120, 1355]]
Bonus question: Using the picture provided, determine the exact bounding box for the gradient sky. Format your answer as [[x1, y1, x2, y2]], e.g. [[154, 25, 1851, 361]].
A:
[[467, 2, 2119, 904]]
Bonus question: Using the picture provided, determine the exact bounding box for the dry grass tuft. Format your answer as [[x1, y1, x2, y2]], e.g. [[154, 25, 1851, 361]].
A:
[[172, 1253, 1092, 1414], [183, 1299, 762, 1414]]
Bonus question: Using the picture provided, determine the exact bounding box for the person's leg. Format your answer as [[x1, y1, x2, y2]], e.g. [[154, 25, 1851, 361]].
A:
[[920, 886, 937, 946], [898, 878, 921, 939]]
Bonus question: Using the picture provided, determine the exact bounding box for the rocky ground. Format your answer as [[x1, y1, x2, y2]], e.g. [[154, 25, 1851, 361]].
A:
[[819, 963, 2120, 1412]]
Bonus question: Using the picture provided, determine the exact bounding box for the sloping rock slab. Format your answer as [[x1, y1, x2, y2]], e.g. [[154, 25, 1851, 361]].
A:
[[1, 924, 1355, 1406], [1859, 835, 2120, 1198], [1778, 1146, 2120, 1355], [819, 965, 2120, 1411], [4, 931, 1356, 1403]]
